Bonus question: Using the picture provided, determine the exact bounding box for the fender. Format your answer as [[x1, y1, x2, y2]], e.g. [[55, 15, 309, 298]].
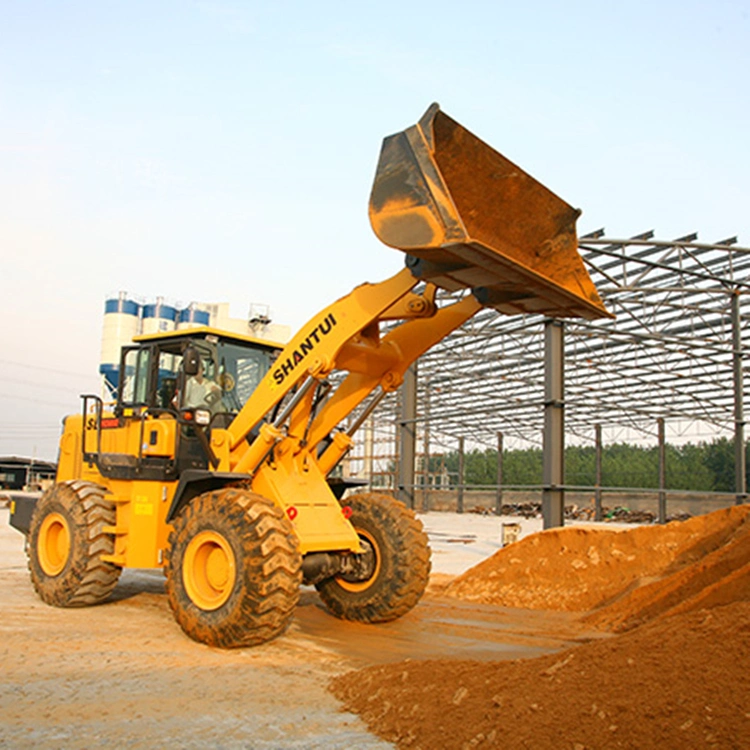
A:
[[166, 470, 254, 523]]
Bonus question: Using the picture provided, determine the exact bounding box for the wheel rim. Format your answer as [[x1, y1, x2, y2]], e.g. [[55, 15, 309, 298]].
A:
[[336, 529, 381, 593], [38, 512, 71, 577], [183, 531, 236, 611]]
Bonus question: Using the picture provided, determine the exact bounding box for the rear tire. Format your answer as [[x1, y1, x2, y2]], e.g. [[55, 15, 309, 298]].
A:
[[316, 493, 431, 623], [28, 481, 121, 607], [165, 488, 302, 648]]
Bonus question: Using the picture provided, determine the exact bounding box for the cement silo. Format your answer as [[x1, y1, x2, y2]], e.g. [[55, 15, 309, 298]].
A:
[[177, 304, 211, 330], [99, 292, 141, 394], [141, 297, 178, 336]]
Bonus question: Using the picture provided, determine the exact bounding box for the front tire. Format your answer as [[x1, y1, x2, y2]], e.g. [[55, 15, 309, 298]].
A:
[[316, 493, 431, 623], [28, 481, 121, 607], [165, 488, 302, 648]]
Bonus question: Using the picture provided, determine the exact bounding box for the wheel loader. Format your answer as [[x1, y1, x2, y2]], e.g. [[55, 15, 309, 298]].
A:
[[9, 104, 610, 648]]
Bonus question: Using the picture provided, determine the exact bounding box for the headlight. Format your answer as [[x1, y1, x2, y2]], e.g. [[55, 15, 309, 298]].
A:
[[194, 409, 211, 425]]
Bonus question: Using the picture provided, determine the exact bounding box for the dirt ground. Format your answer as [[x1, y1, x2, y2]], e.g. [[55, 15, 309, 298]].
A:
[[332, 601, 750, 750], [0, 508, 593, 749], [5, 503, 748, 749], [333, 505, 750, 749]]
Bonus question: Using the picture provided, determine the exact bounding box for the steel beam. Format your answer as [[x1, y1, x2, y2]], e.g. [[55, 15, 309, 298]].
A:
[[397, 363, 418, 509], [658, 417, 667, 523], [732, 291, 746, 505], [457, 435, 465, 514], [595, 424, 603, 521], [542, 319, 565, 528], [496, 431, 504, 514]]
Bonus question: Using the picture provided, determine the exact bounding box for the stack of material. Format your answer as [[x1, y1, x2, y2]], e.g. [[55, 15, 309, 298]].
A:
[[331, 602, 750, 749], [444, 504, 750, 628], [331, 505, 750, 749]]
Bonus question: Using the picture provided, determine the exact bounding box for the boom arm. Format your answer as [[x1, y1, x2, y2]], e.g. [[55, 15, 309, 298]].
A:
[[225, 102, 612, 480], [226, 266, 468, 475], [310, 292, 482, 471], [225, 267, 411, 453]]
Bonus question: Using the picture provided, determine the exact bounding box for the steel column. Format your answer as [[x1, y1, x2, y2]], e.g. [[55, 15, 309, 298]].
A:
[[364, 417, 374, 490], [398, 363, 418, 509], [542, 319, 565, 528], [595, 424, 603, 521], [422, 377, 431, 512], [732, 291, 746, 505], [496, 431, 504, 514], [457, 435, 465, 513], [658, 417, 667, 523]]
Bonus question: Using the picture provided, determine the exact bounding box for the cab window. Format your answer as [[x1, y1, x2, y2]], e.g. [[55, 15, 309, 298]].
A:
[[120, 348, 151, 405], [156, 350, 180, 409], [216, 343, 274, 413], [180, 348, 221, 412]]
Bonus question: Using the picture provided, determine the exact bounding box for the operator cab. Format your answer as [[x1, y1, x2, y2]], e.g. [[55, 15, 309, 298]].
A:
[[75, 327, 284, 480], [116, 327, 282, 424]]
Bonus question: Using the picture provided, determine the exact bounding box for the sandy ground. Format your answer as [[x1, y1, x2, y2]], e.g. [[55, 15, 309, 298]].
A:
[[0, 507, 593, 749], [332, 506, 750, 749]]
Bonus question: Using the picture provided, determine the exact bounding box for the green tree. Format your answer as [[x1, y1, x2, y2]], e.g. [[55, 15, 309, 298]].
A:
[[704, 437, 735, 492], [434, 437, 747, 491]]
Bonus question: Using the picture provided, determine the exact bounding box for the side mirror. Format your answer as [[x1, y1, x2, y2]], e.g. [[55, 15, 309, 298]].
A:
[[183, 346, 201, 376]]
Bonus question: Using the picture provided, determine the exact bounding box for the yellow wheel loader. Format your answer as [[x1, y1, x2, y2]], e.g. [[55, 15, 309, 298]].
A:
[[10, 104, 610, 648]]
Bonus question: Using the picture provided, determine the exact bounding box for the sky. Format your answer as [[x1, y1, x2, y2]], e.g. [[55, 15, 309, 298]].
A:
[[1, 0, 749, 461]]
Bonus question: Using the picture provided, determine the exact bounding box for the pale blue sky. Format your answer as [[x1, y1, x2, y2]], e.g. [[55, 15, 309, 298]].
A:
[[2, 0, 749, 459]]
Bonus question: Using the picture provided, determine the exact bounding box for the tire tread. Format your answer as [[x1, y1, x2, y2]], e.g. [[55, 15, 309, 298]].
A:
[[28, 481, 121, 608], [165, 489, 302, 648]]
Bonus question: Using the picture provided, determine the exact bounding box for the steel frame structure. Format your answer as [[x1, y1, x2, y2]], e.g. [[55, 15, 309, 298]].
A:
[[343, 234, 750, 516]]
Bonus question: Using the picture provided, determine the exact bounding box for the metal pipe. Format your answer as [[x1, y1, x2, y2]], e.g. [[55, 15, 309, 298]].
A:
[[347, 388, 386, 437], [272, 376, 317, 429]]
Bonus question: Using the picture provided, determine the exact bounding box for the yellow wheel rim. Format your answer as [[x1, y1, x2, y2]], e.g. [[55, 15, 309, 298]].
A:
[[183, 531, 236, 611], [336, 529, 381, 593], [38, 512, 71, 577]]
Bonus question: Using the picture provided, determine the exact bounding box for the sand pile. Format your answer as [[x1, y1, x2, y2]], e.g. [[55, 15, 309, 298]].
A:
[[331, 601, 750, 750], [331, 506, 750, 748], [443, 505, 750, 629]]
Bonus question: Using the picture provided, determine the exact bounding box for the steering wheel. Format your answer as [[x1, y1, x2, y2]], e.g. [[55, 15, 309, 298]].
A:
[[204, 390, 221, 406], [219, 372, 236, 392]]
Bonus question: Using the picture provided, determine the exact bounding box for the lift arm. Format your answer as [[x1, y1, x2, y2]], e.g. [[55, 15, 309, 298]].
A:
[[225, 103, 612, 478], [226, 267, 423, 470]]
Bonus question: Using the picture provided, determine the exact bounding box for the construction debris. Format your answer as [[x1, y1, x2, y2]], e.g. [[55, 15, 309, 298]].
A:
[[470, 502, 682, 524]]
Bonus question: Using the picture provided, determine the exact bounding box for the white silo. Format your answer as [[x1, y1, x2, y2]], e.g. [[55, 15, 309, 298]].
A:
[[99, 292, 141, 395], [142, 297, 178, 379], [141, 297, 177, 336], [177, 303, 211, 330]]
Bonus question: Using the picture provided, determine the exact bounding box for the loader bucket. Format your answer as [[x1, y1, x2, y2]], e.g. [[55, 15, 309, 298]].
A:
[[369, 104, 612, 320]]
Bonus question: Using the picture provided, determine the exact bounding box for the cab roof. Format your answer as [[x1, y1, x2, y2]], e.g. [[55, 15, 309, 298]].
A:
[[133, 325, 284, 351]]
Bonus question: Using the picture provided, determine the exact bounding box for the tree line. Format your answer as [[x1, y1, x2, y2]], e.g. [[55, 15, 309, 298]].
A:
[[431, 437, 747, 492]]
